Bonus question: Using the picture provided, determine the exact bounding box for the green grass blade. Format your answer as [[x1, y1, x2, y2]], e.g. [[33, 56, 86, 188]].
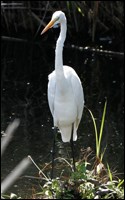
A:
[[117, 179, 124, 188], [98, 100, 107, 158], [107, 163, 112, 182], [86, 107, 99, 157], [100, 145, 107, 161]]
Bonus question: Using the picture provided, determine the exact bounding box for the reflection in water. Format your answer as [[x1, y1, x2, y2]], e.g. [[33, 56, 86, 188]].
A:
[[1, 41, 124, 197]]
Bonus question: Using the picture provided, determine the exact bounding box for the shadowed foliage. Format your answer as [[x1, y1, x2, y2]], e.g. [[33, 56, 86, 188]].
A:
[[1, 1, 124, 47]]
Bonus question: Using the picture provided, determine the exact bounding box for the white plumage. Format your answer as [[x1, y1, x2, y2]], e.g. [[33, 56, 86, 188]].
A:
[[41, 11, 84, 142]]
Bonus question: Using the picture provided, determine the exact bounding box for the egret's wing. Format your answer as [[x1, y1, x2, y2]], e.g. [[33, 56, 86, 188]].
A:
[[47, 72, 56, 117], [71, 72, 84, 121]]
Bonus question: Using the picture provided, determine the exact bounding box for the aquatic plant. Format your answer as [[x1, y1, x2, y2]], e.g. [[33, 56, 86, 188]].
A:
[[34, 160, 124, 199]]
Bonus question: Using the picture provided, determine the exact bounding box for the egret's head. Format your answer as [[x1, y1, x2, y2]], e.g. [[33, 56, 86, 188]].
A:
[[41, 11, 66, 35]]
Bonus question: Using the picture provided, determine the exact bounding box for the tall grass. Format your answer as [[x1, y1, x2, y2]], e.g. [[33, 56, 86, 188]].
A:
[[1, 1, 124, 42], [86, 100, 107, 161]]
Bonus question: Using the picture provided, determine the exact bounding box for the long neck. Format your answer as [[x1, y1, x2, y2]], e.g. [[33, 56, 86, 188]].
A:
[[55, 19, 67, 73]]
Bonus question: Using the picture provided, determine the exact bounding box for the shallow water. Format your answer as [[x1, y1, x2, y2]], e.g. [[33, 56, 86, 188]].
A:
[[1, 41, 124, 197]]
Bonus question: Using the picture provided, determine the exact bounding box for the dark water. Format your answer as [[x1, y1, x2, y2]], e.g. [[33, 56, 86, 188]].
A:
[[1, 40, 124, 198]]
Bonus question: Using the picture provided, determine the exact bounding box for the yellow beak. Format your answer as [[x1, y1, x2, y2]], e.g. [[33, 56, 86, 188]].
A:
[[41, 19, 56, 35]]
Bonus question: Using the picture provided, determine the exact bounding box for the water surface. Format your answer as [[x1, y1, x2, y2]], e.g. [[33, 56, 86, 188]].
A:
[[1, 41, 124, 197]]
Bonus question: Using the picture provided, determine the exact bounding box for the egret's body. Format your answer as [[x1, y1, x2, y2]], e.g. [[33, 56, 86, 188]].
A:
[[41, 11, 84, 176], [48, 65, 84, 142]]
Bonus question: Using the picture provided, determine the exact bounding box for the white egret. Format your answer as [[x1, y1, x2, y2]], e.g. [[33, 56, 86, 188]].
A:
[[41, 11, 84, 178]]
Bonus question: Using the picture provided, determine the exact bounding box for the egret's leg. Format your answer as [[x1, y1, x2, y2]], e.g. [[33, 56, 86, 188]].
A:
[[70, 124, 76, 172], [51, 127, 57, 179]]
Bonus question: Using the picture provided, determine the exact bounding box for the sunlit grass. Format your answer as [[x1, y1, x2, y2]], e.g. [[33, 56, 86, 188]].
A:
[[85, 100, 107, 161], [107, 163, 113, 182]]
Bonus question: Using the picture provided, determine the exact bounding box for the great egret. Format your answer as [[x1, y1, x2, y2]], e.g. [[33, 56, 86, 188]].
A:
[[41, 11, 84, 178]]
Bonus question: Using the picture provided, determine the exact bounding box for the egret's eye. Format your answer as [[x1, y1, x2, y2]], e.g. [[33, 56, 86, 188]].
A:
[[53, 24, 60, 29]]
